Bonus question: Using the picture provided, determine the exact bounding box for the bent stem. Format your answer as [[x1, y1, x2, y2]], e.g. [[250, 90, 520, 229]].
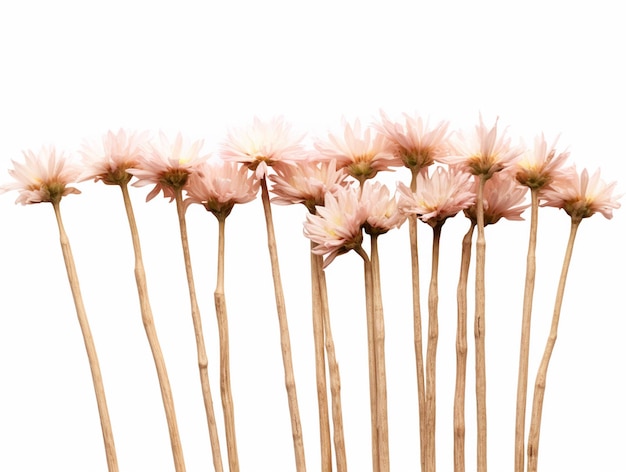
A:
[[475, 175, 488, 472], [310, 243, 332, 472], [259, 177, 307, 472], [514, 188, 539, 472], [314, 252, 348, 472], [215, 215, 240, 472], [120, 183, 186, 471], [453, 222, 475, 472], [174, 190, 224, 472], [425, 223, 443, 472], [526, 218, 581, 472], [52, 201, 119, 472]]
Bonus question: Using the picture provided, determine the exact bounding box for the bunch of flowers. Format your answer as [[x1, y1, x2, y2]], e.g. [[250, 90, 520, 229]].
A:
[[0, 113, 620, 472]]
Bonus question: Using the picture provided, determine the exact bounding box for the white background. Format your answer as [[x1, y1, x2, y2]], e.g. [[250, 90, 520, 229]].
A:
[[1, 1, 624, 471]]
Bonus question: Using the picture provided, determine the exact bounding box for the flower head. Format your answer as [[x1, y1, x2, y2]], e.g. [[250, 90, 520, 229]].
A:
[[360, 180, 406, 235], [80, 129, 150, 185], [515, 133, 570, 191], [184, 159, 259, 219], [128, 132, 209, 202], [1, 146, 81, 205], [465, 170, 529, 225], [541, 166, 621, 221], [269, 159, 349, 213], [303, 186, 367, 267], [442, 115, 522, 179], [220, 116, 306, 179], [397, 165, 475, 227], [374, 110, 450, 173], [314, 118, 400, 185]]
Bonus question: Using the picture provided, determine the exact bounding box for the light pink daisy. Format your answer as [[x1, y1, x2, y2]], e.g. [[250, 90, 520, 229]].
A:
[[220, 116, 307, 180], [1, 146, 81, 205], [360, 180, 407, 235], [442, 115, 522, 179], [128, 131, 209, 202], [515, 133, 571, 192], [374, 110, 450, 172], [397, 165, 475, 227], [541, 166, 621, 220], [80, 129, 150, 185], [465, 171, 530, 225], [314, 118, 400, 184], [269, 159, 349, 213], [303, 186, 367, 267], [184, 159, 259, 219]]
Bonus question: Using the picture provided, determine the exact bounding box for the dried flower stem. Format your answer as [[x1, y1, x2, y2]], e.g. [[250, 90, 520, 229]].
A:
[[174, 190, 224, 472], [454, 222, 475, 472], [425, 223, 443, 472], [215, 215, 240, 472], [259, 177, 307, 472], [526, 218, 581, 472], [370, 234, 390, 472], [475, 175, 488, 472], [310, 242, 333, 472], [409, 169, 427, 472], [314, 252, 348, 472], [120, 183, 186, 471], [51, 201, 119, 472], [356, 245, 379, 472], [514, 188, 539, 472]]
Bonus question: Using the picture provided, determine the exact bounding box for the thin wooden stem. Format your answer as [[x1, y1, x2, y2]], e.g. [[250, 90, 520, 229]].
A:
[[215, 216, 240, 472], [259, 177, 307, 472], [314, 252, 348, 472], [514, 189, 539, 472], [526, 218, 580, 472], [409, 169, 427, 472], [371, 234, 389, 472], [310, 242, 332, 472], [475, 175, 488, 472], [52, 201, 119, 472], [454, 222, 475, 472], [425, 223, 442, 472], [120, 183, 186, 471], [174, 190, 224, 472]]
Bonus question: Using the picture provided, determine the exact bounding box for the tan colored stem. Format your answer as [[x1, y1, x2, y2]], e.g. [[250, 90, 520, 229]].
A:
[[425, 223, 442, 472], [310, 242, 332, 472], [120, 183, 186, 471], [370, 234, 390, 472], [314, 253, 348, 472], [259, 178, 307, 472], [454, 222, 475, 472], [174, 190, 224, 472], [409, 170, 427, 471], [475, 175, 488, 472], [514, 189, 539, 472], [215, 216, 240, 472], [527, 218, 580, 472], [52, 201, 119, 472], [356, 245, 379, 472]]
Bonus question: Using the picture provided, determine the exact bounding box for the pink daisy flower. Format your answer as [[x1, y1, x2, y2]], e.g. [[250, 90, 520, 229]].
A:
[[1, 146, 81, 205], [80, 129, 150, 185], [374, 110, 450, 172], [303, 185, 367, 267], [128, 132, 209, 202], [184, 159, 259, 219], [541, 166, 621, 220], [269, 159, 349, 213], [442, 115, 522, 179], [515, 133, 571, 192], [397, 165, 475, 227], [465, 171, 530, 225], [220, 116, 307, 179], [360, 180, 407, 235], [314, 118, 400, 184]]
